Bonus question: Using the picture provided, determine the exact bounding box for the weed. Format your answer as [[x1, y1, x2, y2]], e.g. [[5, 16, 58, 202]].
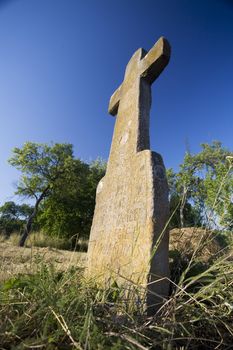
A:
[[0, 239, 232, 349]]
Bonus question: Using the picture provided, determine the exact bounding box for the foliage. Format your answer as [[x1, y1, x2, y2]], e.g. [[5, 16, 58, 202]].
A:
[[1, 139, 233, 348], [167, 141, 233, 229], [8, 142, 78, 245], [8, 142, 106, 245], [9, 142, 74, 199], [38, 158, 106, 242], [169, 193, 202, 228], [7, 140, 231, 244], [0, 201, 33, 236]]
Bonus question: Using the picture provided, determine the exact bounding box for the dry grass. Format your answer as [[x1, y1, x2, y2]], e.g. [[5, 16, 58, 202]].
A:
[[1, 231, 89, 251], [0, 227, 231, 283], [0, 241, 86, 282], [169, 227, 230, 261], [0, 228, 232, 349]]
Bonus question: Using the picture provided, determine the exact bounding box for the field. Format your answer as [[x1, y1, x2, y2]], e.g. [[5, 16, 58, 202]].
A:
[[0, 228, 232, 349], [0, 241, 86, 282]]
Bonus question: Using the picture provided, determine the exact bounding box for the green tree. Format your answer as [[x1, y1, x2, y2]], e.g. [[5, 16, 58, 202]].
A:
[[0, 201, 33, 236], [9, 142, 74, 246], [167, 141, 233, 229], [38, 158, 106, 243]]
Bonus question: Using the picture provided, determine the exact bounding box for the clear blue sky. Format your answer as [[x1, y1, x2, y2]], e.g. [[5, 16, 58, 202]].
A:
[[0, 0, 233, 204]]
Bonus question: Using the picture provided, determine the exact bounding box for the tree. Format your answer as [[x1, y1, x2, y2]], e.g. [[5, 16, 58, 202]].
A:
[[9, 142, 74, 246], [37, 158, 106, 243], [0, 201, 33, 236], [168, 193, 202, 229], [167, 141, 233, 229]]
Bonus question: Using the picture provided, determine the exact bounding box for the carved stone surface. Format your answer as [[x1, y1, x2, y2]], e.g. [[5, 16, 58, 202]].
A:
[[87, 37, 171, 312]]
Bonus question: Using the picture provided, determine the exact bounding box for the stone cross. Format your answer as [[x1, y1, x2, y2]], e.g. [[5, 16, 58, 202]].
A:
[[87, 37, 171, 313]]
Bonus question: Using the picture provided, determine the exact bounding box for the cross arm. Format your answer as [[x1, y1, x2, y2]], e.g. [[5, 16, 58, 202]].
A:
[[108, 84, 122, 116], [140, 37, 171, 84]]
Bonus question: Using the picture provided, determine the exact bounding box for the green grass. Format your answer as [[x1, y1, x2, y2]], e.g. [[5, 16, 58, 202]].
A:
[[0, 233, 232, 350]]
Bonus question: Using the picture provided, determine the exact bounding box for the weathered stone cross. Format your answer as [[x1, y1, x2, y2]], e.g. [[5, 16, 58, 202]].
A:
[[87, 37, 171, 313]]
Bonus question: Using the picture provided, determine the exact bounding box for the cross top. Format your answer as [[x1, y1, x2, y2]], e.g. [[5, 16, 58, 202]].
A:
[[108, 37, 171, 116], [107, 37, 171, 167]]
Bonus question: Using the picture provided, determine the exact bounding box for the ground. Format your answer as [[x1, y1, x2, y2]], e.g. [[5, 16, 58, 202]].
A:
[[0, 241, 86, 282], [0, 227, 228, 282], [0, 228, 232, 349]]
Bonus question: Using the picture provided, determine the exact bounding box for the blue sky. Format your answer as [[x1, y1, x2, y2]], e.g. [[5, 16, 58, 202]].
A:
[[0, 0, 233, 204]]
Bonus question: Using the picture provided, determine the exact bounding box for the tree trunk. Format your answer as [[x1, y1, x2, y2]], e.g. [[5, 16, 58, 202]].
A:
[[180, 186, 187, 228], [180, 203, 184, 228], [19, 186, 49, 247], [19, 228, 29, 247], [19, 212, 35, 246]]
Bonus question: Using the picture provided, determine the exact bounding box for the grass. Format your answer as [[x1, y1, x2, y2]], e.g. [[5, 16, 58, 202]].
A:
[[1, 231, 89, 252], [0, 229, 232, 349], [0, 240, 86, 283]]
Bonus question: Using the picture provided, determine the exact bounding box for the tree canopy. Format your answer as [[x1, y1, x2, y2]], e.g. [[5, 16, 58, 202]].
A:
[[38, 158, 106, 241], [8, 142, 76, 245], [0, 201, 33, 236], [4, 140, 232, 247], [8, 142, 106, 246], [168, 141, 233, 230], [9, 142, 74, 199]]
